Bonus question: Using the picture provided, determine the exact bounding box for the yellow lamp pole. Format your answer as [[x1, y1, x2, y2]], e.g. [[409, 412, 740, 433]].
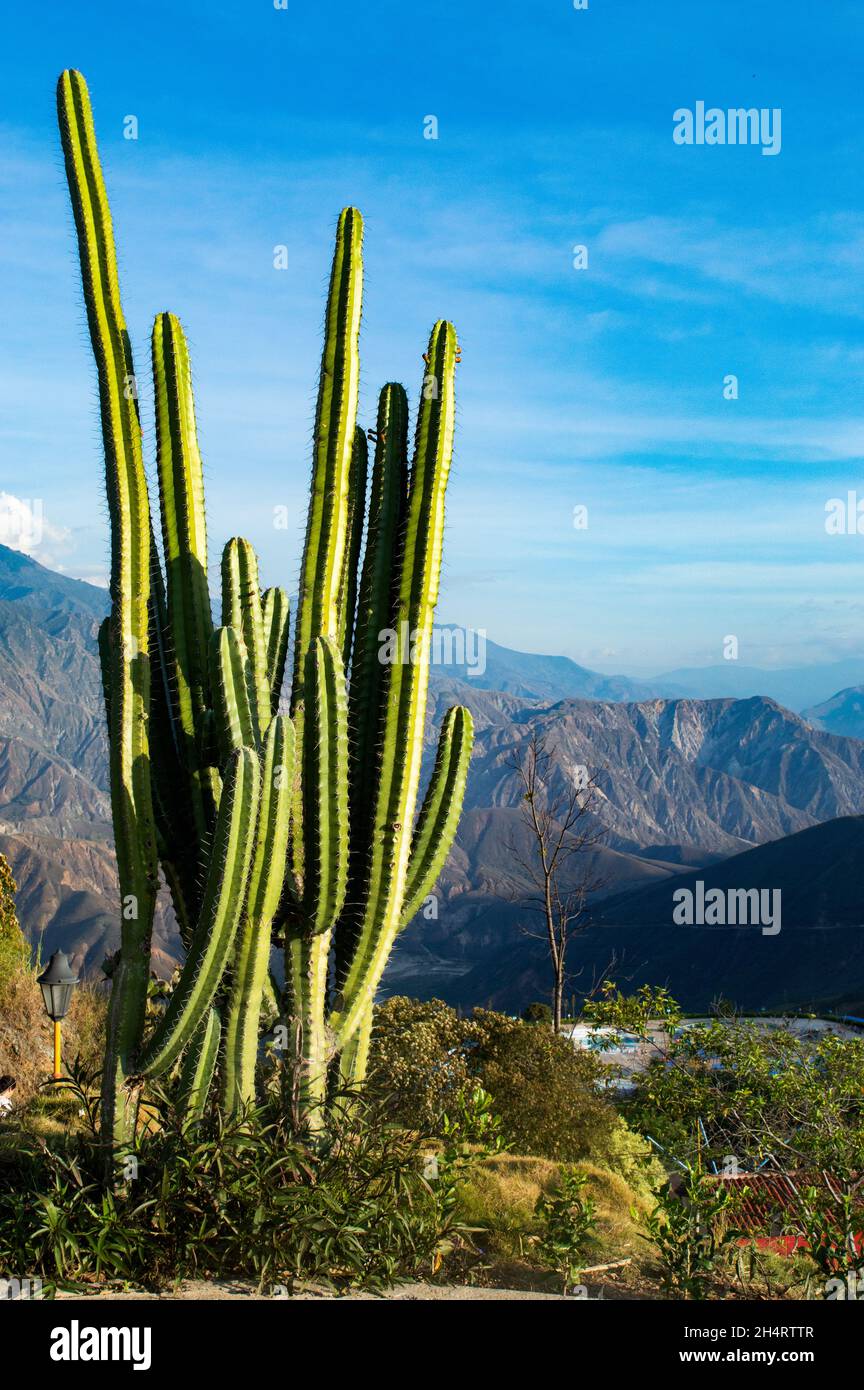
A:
[[37, 951, 79, 1082]]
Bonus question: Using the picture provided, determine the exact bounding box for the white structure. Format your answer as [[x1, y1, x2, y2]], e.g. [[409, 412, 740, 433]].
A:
[[566, 1014, 864, 1093]]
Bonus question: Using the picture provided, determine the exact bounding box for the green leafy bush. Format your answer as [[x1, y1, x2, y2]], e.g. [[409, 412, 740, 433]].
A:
[[0, 856, 26, 998], [535, 1166, 598, 1291], [469, 1009, 617, 1162], [367, 996, 471, 1134], [604, 1116, 666, 1196], [368, 997, 617, 1163], [640, 1164, 740, 1300], [521, 1002, 552, 1025]]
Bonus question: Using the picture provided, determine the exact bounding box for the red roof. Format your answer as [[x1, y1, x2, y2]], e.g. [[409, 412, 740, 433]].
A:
[[713, 1171, 808, 1235], [711, 1171, 863, 1256]]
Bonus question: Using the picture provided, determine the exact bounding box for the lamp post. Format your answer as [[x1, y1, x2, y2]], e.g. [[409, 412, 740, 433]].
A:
[[37, 951, 79, 1079]]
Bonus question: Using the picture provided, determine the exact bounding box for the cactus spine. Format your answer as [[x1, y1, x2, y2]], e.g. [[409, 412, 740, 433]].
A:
[[59, 71, 473, 1150]]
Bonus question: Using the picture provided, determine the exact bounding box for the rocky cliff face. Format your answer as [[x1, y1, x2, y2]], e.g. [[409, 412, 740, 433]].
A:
[[0, 547, 117, 975], [436, 680, 864, 856]]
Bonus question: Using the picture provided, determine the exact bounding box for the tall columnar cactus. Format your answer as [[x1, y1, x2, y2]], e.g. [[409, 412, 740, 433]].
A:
[[58, 69, 473, 1152], [57, 69, 160, 1156]]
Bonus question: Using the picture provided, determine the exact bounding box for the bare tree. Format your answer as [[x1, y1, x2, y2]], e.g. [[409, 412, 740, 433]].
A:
[[505, 730, 607, 1033]]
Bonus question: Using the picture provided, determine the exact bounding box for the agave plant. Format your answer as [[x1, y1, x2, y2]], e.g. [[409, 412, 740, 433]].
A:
[[56, 69, 473, 1163]]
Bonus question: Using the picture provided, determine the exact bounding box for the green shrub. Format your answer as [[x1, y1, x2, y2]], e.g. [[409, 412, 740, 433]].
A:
[[603, 1116, 666, 1196], [368, 996, 471, 1134], [470, 1009, 617, 1163], [368, 997, 618, 1164], [0, 1074, 466, 1293], [535, 1166, 598, 1291], [640, 1164, 740, 1300], [0, 856, 26, 999]]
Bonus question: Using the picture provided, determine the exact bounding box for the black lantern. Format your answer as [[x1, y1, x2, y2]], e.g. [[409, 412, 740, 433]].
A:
[[37, 951, 79, 1021], [37, 951, 79, 1079]]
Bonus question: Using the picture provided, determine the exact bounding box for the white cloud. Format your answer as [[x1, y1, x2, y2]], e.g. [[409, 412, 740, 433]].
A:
[[0, 492, 70, 563]]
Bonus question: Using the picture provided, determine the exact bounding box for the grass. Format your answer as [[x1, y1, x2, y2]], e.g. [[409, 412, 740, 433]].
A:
[[453, 1152, 654, 1290], [450, 1153, 822, 1299]]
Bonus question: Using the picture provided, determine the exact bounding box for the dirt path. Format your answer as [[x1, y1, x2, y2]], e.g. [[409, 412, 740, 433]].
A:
[[57, 1279, 577, 1301]]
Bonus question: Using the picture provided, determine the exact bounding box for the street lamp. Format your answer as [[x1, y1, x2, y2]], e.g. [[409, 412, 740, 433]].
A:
[[37, 951, 79, 1079]]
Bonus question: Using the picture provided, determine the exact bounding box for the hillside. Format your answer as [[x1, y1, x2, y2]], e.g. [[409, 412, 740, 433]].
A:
[[0, 547, 109, 811], [412, 817, 864, 1016], [803, 685, 864, 740]]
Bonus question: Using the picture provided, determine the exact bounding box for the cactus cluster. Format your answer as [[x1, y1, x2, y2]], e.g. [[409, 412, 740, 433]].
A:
[[57, 69, 473, 1158]]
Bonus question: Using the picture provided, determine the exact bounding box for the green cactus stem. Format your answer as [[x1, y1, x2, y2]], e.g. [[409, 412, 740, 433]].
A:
[[337, 426, 368, 667], [222, 538, 273, 744], [222, 716, 294, 1115], [152, 312, 216, 818], [177, 1008, 222, 1128], [262, 586, 291, 713], [212, 626, 256, 757], [57, 69, 159, 1158], [136, 747, 260, 1078], [301, 637, 350, 936], [401, 704, 474, 927], [290, 209, 363, 887], [291, 209, 364, 675], [331, 321, 462, 1052], [335, 383, 409, 989]]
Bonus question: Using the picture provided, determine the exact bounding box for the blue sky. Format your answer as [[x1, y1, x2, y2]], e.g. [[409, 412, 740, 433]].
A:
[[2, 0, 864, 674]]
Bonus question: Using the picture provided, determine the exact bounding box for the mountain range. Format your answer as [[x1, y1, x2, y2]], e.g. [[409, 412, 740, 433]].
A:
[[2, 542, 864, 1011], [649, 661, 864, 713], [432, 627, 864, 714]]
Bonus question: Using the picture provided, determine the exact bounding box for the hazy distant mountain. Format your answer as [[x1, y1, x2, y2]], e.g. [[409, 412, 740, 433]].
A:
[[649, 660, 864, 714], [0, 545, 108, 622], [429, 627, 670, 703], [803, 686, 864, 740], [428, 627, 864, 714]]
